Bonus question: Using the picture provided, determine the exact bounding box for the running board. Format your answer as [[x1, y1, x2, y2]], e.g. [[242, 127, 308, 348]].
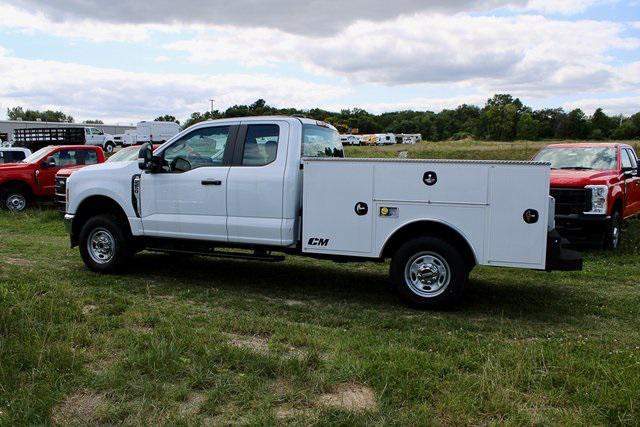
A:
[[146, 247, 286, 262]]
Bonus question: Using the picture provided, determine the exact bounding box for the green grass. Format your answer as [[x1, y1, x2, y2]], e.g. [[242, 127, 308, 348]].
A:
[[1, 141, 640, 425]]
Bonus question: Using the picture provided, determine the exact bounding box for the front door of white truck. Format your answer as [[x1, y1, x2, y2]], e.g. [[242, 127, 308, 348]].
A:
[[226, 121, 289, 246], [139, 124, 237, 241]]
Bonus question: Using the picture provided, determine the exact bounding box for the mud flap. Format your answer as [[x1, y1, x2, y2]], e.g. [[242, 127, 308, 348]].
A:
[[545, 229, 583, 271]]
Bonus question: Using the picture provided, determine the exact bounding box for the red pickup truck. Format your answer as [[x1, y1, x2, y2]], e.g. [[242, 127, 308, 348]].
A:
[[0, 145, 105, 212], [533, 142, 640, 248]]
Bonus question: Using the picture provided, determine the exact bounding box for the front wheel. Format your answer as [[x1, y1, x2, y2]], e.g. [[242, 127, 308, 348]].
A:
[[79, 214, 132, 272], [390, 236, 467, 309], [104, 141, 115, 154], [604, 210, 622, 250], [2, 188, 29, 212]]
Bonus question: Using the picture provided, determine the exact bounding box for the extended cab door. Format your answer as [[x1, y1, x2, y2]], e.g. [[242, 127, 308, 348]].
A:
[[621, 147, 640, 216], [226, 120, 289, 245], [37, 148, 100, 196], [139, 124, 237, 241]]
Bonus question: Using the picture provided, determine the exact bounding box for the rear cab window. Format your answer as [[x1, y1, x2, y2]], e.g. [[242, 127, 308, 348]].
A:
[[302, 124, 344, 158]]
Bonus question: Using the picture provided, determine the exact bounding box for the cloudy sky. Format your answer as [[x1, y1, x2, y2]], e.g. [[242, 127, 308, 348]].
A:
[[0, 0, 639, 124]]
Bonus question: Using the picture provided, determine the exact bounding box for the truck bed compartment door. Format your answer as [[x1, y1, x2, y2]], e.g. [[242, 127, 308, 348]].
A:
[[486, 165, 550, 269], [303, 161, 374, 255]]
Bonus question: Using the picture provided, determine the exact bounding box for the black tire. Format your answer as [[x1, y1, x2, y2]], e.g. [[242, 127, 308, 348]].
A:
[[390, 236, 467, 309], [79, 214, 132, 272], [604, 210, 622, 250], [104, 141, 115, 154], [1, 186, 29, 212]]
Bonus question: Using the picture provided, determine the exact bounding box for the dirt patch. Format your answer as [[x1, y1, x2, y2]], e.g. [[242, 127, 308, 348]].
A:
[[82, 305, 98, 315], [275, 405, 316, 420], [318, 383, 378, 413], [284, 299, 306, 306], [224, 332, 270, 353], [51, 390, 106, 425], [178, 392, 207, 417], [4, 257, 33, 267]]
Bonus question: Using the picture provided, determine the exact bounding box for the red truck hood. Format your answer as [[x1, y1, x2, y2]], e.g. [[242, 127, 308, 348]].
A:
[[56, 165, 85, 178], [550, 169, 618, 187]]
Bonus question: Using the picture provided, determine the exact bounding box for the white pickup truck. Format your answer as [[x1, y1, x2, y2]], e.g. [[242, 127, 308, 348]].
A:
[[62, 116, 581, 308]]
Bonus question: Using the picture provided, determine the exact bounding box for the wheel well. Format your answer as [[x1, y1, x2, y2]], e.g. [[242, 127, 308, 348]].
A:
[[0, 180, 33, 198], [612, 197, 623, 215], [71, 196, 130, 246], [381, 221, 477, 270]]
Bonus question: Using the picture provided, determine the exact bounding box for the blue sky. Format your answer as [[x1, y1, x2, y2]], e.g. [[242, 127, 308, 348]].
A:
[[0, 0, 638, 124]]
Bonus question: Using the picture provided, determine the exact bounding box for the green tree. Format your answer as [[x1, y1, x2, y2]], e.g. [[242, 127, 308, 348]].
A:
[[83, 120, 104, 124], [516, 113, 539, 140], [7, 106, 74, 123], [154, 115, 180, 125]]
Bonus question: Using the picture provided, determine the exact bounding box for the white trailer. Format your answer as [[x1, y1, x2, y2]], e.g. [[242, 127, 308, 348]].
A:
[[62, 116, 581, 309], [115, 121, 181, 146]]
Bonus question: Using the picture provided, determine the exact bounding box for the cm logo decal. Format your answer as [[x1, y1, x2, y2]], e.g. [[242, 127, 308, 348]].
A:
[[308, 238, 329, 247]]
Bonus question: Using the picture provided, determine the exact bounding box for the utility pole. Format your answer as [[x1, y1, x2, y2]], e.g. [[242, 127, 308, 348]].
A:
[[210, 99, 215, 116]]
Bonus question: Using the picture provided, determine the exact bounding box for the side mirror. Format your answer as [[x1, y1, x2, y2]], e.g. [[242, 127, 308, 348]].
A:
[[43, 156, 56, 168], [138, 143, 154, 171], [623, 167, 638, 178]]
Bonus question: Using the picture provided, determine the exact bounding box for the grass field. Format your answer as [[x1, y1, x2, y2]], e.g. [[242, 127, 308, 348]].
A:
[[1, 141, 640, 425]]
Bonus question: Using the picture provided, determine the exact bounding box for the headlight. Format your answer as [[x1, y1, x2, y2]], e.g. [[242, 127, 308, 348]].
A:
[[585, 185, 608, 214]]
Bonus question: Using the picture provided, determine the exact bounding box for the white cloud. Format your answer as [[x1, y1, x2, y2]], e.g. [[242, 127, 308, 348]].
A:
[[165, 14, 640, 96], [523, 0, 609, 14], [563, 96, 640, 115], [8, 0, 529, 36], [0, 48, 349, 122]]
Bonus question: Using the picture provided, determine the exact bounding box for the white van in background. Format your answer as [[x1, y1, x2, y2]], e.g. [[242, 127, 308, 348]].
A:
[[114, 121, 181, 146]]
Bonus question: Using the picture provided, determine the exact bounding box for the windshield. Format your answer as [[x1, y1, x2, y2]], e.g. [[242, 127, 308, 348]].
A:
[[107, 146, 139, 162], [302, 124, 344, 158], [21, 146, 53, 163], [534, 147, 617, 170]]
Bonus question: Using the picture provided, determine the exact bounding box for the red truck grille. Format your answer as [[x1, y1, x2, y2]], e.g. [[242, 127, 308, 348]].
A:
[[550, 188, 592, 215]]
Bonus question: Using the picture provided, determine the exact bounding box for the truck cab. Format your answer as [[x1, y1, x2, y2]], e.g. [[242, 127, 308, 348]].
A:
[[63, 116, 580, 309], [84, 127, 117, 153], [533, 143, 640, 248], [0, 145, 105, 212]]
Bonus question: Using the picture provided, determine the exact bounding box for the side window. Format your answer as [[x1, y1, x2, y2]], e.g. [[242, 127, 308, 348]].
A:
[[241, 124, 279, 166], [50, 150, 80, 167], [75, 150, 99, 165], [625, 149, 638, 168], [92, 128, 103, 135], [0, 152, 4, 164], [85, 128, 91, 135], [163, 126, 230, 172], [621, 149, 633, 169]]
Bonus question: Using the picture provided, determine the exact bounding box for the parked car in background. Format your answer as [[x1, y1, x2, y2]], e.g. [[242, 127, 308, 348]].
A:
[[0, 147, 31, 164], [62, 116, 580, 309], [54, 145, 159, 211], [533, 143, 640, 248], [13, 127, 117, 153], [113, 121, 181, 146], [0, 145, 105, 212]]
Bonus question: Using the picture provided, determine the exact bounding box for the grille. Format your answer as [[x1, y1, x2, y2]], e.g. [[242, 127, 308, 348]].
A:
[[55, 176, 67, 212], [550, 187, 592, 215]]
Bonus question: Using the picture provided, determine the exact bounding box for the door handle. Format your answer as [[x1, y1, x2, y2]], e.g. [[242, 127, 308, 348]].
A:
[[201, 179, 222, 186]]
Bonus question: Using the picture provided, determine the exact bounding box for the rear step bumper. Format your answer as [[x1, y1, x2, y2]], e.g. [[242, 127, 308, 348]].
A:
[[545, 229, 583, 271]]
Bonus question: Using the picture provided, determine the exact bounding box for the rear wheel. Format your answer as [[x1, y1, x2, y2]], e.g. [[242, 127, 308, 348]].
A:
[[79, 214, 132, 272], [604, 210, 622, 250], [390, 236, 467, 309], [2, 187, 29, 212], [104, 141, 116, 154]]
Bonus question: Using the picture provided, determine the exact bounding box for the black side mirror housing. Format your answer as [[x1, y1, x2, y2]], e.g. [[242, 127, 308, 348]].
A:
[[623, 166, 638, 178], [138, 143, 154, 171]]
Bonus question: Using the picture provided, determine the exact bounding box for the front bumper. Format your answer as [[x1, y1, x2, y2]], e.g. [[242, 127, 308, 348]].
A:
[[546, 229, 583, 271], [555, 213, 610, 244]]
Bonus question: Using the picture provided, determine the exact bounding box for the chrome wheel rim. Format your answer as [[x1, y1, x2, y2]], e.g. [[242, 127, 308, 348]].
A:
[[611, 223, 620, 248], [87, 227, 116, 264], [404, 251, 450, 297], [6, 193, 26, 211]]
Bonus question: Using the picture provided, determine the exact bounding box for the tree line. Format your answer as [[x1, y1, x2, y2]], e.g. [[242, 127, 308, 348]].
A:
[[7, 94, 640, 141]]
